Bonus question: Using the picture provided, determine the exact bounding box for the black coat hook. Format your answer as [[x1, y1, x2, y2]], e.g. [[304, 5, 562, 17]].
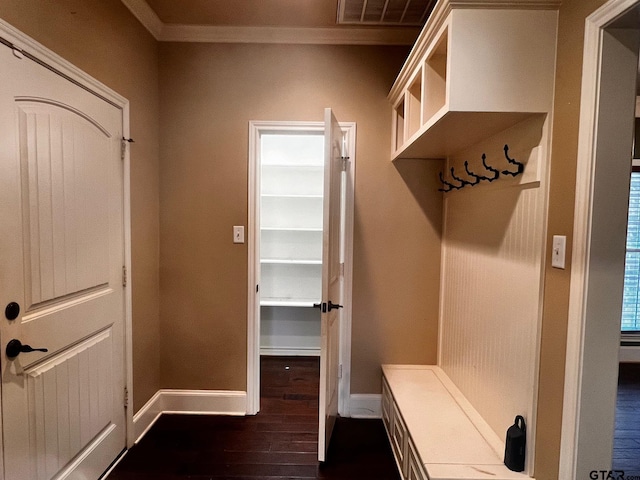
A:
[[450, 167, 473, 188], [481, 153, 500, 182], [501, 144, 524, 177], [438, 171, 462, 192], [438, 172, 451, 192], [463, 161, 483, 185]]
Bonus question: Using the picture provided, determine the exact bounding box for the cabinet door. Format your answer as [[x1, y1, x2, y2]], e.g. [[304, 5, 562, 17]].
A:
[[391, 402, 408, 476], [407, 438, 429, 480], [382, 378, 392, 433]]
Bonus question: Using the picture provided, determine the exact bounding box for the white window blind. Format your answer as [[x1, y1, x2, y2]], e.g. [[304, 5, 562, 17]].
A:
[[622, 171, 640, 332]]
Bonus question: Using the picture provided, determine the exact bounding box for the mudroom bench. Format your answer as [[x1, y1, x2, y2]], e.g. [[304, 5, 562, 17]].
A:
[[381, 365, 533, 480]]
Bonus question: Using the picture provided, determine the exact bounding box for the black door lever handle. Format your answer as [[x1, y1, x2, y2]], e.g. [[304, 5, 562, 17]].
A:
[[6, 339, 48, 358], [328, 301, 343, 311]]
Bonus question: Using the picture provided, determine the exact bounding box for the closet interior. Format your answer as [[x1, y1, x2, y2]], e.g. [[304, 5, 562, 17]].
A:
[[259, 132, 324, 356]]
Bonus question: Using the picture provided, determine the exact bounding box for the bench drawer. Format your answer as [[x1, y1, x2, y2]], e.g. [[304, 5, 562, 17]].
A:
[[391, 401, 408, 476]]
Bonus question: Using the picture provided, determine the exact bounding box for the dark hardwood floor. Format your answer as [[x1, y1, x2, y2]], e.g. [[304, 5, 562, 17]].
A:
[[613, 362, 640, 474], [107, 356, 400, 479]]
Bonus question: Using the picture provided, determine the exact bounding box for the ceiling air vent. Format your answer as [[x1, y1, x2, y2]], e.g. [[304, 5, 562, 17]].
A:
[[337, 0, 435, 26]]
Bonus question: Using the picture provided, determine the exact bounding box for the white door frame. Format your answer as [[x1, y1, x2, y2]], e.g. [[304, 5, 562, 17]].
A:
[[560, 1, 640, 477], [247, 120, 355, 416], [0, 18, 134, 455]]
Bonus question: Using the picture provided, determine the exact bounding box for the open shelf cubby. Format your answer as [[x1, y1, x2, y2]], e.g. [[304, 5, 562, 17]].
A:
[[394, 99, 405, 152], [423, 29, 448, 122], [389, 3, 557, 160], [407, 73, 423, 139]]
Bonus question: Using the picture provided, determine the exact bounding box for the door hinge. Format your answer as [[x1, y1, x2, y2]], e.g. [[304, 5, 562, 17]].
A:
[[341, 157, 349, 172], [340, 262, 345, 276], [338, 364, 343, 379], [124, 386, 129, 408], [122, 265, 127, 287], [11, 46, 24, 60]]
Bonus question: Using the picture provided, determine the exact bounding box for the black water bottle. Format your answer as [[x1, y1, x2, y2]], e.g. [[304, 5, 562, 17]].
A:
[[504, 415, 526, 472]]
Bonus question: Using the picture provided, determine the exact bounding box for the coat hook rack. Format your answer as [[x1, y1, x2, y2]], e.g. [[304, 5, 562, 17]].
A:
[[438, 148, 512, 193], [481, 153, 500, 182], [501, 144, 524, 177], [438, 171, 462, 192]]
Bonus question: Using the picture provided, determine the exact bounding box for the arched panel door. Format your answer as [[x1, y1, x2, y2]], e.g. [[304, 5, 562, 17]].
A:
[[0, 44, 126, 480]]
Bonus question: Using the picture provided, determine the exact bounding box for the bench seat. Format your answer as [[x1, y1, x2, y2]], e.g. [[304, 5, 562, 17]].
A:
[[381, 365, 533, 480]]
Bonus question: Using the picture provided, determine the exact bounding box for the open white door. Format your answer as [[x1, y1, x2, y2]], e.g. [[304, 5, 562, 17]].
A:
[[318, 108, 344, 462], [0, 43, 126, 479]]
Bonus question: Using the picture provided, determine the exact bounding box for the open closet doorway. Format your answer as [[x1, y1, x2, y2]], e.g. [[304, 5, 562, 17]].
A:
[[247, 110, 356, 462]]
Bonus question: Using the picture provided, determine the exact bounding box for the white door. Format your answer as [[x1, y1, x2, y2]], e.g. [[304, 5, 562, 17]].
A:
[[318, 108, 344, 462], [0, 44, 126, 479]]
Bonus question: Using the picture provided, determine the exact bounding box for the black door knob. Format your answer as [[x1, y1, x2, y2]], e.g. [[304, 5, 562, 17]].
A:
[[5, 302, 20, 320], [6, 339, 48, 359]]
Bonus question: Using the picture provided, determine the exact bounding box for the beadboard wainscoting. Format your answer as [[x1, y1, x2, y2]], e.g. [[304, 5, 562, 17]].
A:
[[438, 115, 551, 474]]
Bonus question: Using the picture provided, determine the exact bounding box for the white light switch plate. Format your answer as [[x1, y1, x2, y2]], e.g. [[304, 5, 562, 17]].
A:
[[233, 226, 245, 244], [552, 235, 566, 269]]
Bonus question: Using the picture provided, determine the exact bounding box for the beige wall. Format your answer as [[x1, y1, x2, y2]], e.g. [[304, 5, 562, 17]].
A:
[[158, 42, 442, 392], [0, 0, 162, 412], [535, 0, 608, 479]]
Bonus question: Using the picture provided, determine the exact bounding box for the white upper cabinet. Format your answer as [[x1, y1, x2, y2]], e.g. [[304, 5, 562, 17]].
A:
[[389, 0, 559, 160]]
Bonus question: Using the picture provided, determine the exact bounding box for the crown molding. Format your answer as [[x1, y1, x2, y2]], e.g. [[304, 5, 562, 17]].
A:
[[121, 0, 419, 45], [121, 0, 163, 39], [449, 0, 561, 7], [161, 24, 419, 45]]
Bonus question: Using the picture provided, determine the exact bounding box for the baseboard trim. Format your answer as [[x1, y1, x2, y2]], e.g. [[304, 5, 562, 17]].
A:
[[349, 394, 381, 419], [133, 390, 380, 443], [132, 390, 163, 443], [620, 346, 640, 363], [133, 389, 247, 443]]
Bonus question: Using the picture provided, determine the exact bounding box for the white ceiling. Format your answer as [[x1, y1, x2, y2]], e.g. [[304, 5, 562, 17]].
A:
[[121, 0, 426, 45]]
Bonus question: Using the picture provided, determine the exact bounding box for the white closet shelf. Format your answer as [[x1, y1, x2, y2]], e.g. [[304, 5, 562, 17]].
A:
[[262, 164, 323, 168], [261, 194, 323, 199], [260, 299, 320, 307], [261, 259, 322, 265], [261, 227, 323, 232]]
